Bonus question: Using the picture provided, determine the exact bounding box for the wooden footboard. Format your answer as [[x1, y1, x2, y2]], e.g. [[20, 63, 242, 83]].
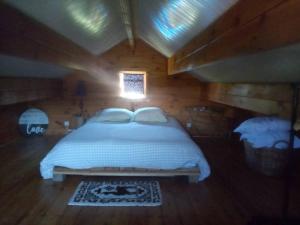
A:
[[53, 166, 200, 183]]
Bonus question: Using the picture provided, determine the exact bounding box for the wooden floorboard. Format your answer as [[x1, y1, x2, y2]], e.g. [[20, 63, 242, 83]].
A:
[[0, 136, 299, 225]]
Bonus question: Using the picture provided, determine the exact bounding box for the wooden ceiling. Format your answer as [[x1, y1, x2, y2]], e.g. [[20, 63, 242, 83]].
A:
[[1, 0, 300, 82], [0, 3, 97, 73], [0, 3, 112, 78], [4, 0, 128, 55], [4, 0, 238, 57]]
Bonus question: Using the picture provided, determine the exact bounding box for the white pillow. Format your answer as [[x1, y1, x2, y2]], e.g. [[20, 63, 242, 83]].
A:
[[133, 107, 168, 123], [234, 116, 290, 134], [94, 108, 133, 122]]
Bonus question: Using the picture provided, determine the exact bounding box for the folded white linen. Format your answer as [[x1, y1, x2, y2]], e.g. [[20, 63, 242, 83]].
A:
[[240, 131, 300, 149], [234, 117, 290, 134]]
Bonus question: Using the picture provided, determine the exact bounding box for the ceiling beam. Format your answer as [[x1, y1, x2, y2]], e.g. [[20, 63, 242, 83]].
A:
[[119, 0, 135, 48], [0, 3, 103, 73], [168, 0, 300, 75]]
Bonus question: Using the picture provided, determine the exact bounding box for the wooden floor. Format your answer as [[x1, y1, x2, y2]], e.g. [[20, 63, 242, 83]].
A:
[[0, 136, 299, 225]]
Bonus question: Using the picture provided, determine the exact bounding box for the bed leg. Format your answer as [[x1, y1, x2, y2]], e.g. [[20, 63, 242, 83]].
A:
[[53, 174, 66, 182], [188, 175, 198, 183]]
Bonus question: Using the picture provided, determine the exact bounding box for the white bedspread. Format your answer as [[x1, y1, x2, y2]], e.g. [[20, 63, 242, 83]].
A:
[[40, 117, 210, 181]]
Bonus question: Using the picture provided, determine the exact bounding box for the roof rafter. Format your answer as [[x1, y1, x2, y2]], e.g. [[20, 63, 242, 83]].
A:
[[119, 0, 135, 48]]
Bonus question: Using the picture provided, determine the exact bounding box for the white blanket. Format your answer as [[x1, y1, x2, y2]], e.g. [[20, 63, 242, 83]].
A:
[[40, 117, 210, 181]]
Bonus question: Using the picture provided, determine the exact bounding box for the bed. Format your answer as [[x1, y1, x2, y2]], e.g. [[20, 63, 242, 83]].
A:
[[40, 115, 211, 183]]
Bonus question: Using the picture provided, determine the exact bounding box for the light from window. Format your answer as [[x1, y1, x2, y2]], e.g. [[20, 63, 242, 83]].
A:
[[119, 71, 146, 99]]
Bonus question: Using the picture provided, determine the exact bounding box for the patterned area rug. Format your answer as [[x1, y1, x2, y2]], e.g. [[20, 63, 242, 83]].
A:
[[68, 180, 162, 206]]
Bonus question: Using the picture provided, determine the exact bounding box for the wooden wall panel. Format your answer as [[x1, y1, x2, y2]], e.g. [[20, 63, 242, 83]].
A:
[[172, 0, 283, 62], [169, 0, 300, 75], [0, 77, 62, 105], [36, 40, 231, 136], [0, 77, 63, 145], [0, 104, 25, 146], [207, 83, 299, 117]]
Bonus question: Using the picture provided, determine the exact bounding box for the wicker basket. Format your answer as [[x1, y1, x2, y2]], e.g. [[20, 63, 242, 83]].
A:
[[243, 140, 289, 177]]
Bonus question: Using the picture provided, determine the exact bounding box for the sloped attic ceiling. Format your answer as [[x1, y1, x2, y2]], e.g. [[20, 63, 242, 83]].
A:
[[5, 0, 127, 55], [135, 0, 238, 57], [5, 0, 298, 83], [5, 0, 238, 57]]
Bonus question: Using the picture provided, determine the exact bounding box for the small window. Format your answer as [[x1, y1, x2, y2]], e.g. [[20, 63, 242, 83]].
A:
[[119, 71, 146, 99]]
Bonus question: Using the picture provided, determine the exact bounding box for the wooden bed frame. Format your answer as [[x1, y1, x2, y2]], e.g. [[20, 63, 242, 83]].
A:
[[53, 166, 200, 183]]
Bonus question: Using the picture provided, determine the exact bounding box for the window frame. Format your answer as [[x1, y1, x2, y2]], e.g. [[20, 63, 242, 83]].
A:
[[119, 71, 147, 99]]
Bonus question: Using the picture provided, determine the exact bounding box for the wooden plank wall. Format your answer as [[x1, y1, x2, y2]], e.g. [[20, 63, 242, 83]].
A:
[[0, 103, 25, 146], [207, 83, 299, 118], [33, 40, 231, 136], [0, 77, 62, 145], [169, 0, 300, 75], [0, 77, 62, 105]]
